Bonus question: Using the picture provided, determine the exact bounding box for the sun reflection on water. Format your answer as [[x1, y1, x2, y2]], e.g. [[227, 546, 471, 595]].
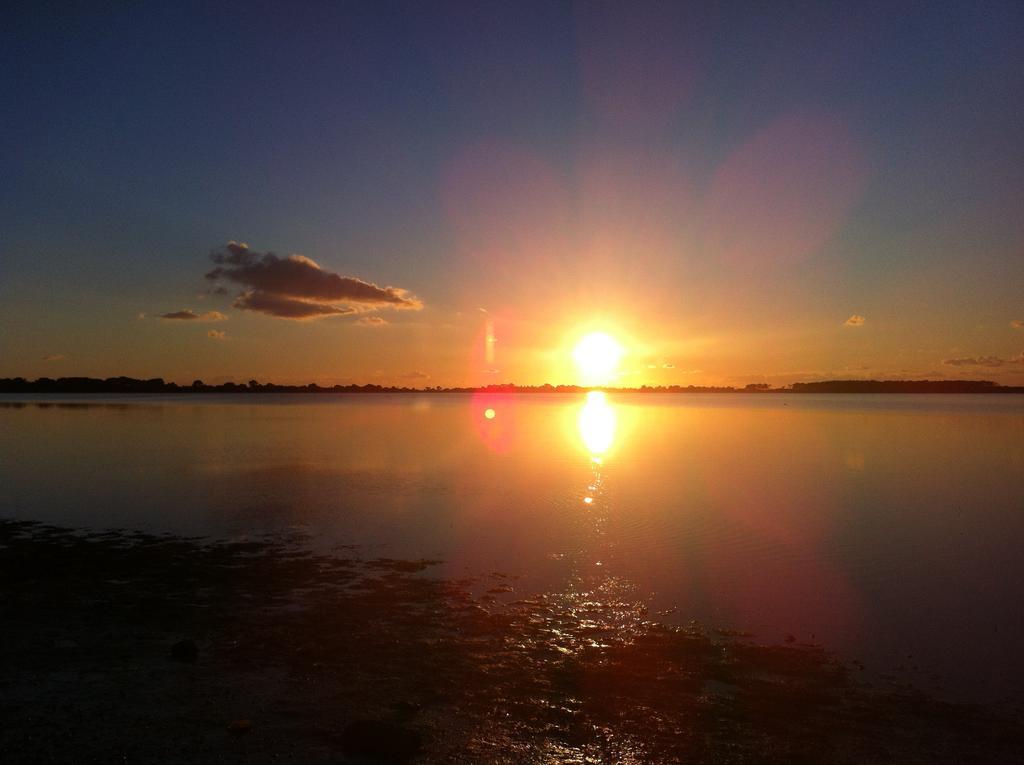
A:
[[577, 391, 617, 456]]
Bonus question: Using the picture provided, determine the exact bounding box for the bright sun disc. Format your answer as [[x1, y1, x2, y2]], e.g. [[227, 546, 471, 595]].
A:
[[572, 331, 623, 385]]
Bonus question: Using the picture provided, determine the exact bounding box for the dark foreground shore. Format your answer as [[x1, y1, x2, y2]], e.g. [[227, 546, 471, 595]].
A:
[[1, 519, 1020, 763]]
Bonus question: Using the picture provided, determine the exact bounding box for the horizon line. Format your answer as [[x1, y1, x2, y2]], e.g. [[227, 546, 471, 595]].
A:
[[2, 376, 1022, 395]]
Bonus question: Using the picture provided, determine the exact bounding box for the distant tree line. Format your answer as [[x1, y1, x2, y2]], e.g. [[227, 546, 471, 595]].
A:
[[0, 376, 1021, 394], [787, 379, 1024, 393]]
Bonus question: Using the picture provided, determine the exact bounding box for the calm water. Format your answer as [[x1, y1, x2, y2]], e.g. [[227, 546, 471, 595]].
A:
[[2, 392, 1023, 703]]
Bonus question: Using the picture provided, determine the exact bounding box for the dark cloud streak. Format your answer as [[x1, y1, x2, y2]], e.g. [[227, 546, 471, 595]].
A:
[[159, 310, 227, 322], [232, 291, 357, 319], [943, 352, 1024, 368]]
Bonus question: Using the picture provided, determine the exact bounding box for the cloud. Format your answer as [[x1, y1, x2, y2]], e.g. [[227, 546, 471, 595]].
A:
[[357, 315, 388, 326], [1012, 320, 1023, 329], [207, 330, 226, 340], [159, 309, 227, 322], [41, 354, 65, 361], [232, 291, 356, 319], [943, 352, 1024, 368], [401, 371, 430, 380], [205, 241, 423, 320], [662, 362, 675, 368], [844, 314, 866, 327]]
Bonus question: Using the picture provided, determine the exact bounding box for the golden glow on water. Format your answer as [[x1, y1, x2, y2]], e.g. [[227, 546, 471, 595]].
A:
[[577, 390, 617, 456], [7, 395, 1024, 709]]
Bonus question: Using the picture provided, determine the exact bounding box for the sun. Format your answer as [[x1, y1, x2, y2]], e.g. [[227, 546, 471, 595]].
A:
[[572, 331, 624, 385]]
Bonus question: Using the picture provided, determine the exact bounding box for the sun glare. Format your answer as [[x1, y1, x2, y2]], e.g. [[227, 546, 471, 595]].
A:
[[572, 331, 624, 386], [578, 390, 617, 455]]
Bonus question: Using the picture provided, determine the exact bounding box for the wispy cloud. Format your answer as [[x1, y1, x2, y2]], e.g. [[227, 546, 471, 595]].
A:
[[844, 314, 866, 327], [943, 352, 1024, 368], [1012, 319, 1023, 329], [357, 315, 388, 326], [159, 309, 228, 322], [205, 242, 423, 320], [207, 330, 226, 340], [41, 354, 65, 361], [401, 371, 430, 380]]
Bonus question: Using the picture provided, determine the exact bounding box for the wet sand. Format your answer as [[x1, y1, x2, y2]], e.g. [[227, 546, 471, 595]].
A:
[[1, 519, 1021, 763]]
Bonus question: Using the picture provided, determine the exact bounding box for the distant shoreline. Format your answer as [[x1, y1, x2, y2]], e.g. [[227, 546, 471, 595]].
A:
[[2, 376, 1023, 394]]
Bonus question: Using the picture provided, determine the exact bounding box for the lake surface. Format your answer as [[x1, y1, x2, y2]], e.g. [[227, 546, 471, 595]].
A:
[[2, 392, 1022, 704]]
